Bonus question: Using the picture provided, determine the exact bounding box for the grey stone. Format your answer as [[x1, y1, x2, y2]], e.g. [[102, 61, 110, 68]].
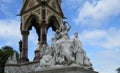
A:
[[38, 22, 92, 69], [6, 52, 17, 64], [5, 61, 39, 73], [12, 52, 17, 64], [30, 66, 98, 73]]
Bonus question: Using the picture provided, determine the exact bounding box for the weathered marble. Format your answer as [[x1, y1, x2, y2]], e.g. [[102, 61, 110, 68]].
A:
[[5, 61, 39, 73], [30, 66, 98, 73], [38, 22, 93, 69]]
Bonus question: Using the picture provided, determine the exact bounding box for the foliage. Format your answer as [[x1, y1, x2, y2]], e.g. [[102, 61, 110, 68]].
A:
[[0, 46, 19, 73], [116, 67, 120, 73]]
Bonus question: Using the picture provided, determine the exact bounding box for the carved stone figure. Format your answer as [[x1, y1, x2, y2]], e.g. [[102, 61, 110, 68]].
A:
[[40, 52, 55, 67], [56, 40, 75, 65], [55, 30, 60, 40], [39, 44, 48, 59], [84, 55, 93, 69], [57, 21, 71, 41], [72, 32, 82, 50], [72, 32, 84, 65], [38, 21, 93, 69], [40, 44, 55, 67], [54, 22, 76, 65], [36, 41, 41, 51]]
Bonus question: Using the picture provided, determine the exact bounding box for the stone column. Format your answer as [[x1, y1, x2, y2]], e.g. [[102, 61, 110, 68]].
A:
[[34, 25, 47, 61], [41, 25, 47, 44], [20, 31, 29, 63], [41, 0, 47, 44]]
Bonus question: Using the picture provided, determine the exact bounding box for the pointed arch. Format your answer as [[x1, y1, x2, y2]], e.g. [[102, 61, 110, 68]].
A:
[[47, 15, 60, 31], [25, 14, 39, 31], [24, 14, 41, 42]]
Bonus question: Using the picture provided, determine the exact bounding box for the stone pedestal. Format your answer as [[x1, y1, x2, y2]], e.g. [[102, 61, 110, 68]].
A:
[[34, 50, 40, 61], [29, 66, 98, 73], [19, 57, 29, 63]]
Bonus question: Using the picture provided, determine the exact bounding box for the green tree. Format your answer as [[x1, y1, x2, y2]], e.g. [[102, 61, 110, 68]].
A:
[[0, 46, 19, 73], [0, 49, 3, 73], [116, 67, 120, 73]]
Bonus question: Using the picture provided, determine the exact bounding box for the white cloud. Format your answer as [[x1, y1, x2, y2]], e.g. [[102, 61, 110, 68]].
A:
[[29, 28, 38, 45], [80, 27, 120, 49], [74, 0, 120, 26], [0, 19, 21, 40], [0, 19, 21, 51], [28, 30, 38, 61]]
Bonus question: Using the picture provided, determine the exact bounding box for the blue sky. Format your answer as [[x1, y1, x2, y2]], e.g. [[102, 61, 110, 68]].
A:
[[0, 0, 120, 73]]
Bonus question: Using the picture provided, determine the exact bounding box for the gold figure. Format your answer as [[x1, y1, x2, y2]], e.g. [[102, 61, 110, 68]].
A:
[[36, 41, 41, 51]]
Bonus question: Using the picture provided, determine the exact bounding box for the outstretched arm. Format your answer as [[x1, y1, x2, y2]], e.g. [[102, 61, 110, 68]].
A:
[[55, 30, 61, 40], [66, 22, 71, 32]]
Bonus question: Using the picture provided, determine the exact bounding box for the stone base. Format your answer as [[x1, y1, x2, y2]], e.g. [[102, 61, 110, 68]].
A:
[[5, 62, 98, 73], [5, 61, 39, 73], [34, 50, 40, 61], [30, 66, 98, 73], [19, 57, 29, 63]]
